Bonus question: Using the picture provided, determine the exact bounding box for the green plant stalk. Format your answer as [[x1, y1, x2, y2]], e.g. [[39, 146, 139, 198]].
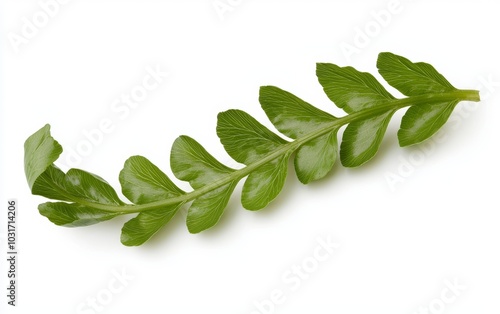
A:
[[44, 89, 480, 214]]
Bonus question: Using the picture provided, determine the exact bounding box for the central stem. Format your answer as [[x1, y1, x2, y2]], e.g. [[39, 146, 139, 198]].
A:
[[80, 89, 480, 213]]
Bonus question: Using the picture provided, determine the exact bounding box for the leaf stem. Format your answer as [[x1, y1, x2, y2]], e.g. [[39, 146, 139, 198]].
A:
[[78, 89, 480, 213]]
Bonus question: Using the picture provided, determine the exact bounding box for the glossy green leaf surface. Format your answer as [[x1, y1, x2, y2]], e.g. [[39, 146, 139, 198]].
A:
[[64, 169, 124, 205], [24, 124, 62, 190], [187, 182, 238, 233], [242, 154, 290, 211], [294, 131, 338, 184], [171, 135, 236, 188], [259, 86, 339, 183], [398, 100, 459, 147], [31, 165, 73, 202], [25, 126, 124, 207], [121, 203, 183, 246], [171, 135, 239, 233], [217, 109, 287, 164], [317, 63, 395, 113], [259, 86, 337, 138], [24, 53, 481, 246], [39, 202, 120, 227], [119, 156, 186, 245], [377, 52, 464, 147], [377, 52, 456, 96], [217, 109, 292, 210], [340, 111, 395, 167], [317, 59, 398, 168], [120, 155, 185, 204], [34, 166, 126, 227]]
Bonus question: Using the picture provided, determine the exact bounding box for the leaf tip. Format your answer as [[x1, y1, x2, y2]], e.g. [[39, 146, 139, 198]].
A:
[[120, 233, 139, 247], [24, 124, 63, 190]]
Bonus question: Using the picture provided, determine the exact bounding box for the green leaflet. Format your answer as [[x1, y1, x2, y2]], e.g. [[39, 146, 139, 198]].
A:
[[397, 100, 459, 147], [317, 63, 395, 113], [340, 111, 395, 167], [171, 135, 239, 233], [259, 86, 339, 183], [241, 154, 290, 210], [217, 109, 288, 164], [63, 169, 125, 206], [36, 167, 126, 226], [377, 52, 460, 146], [24, 53, 481, 246], [121, 203, 183, 246], [39, 202, 120, 227], [31, 165, 73, 202], [294, 132, 338, 184], [317, 61, 396, 167], [24, 124, 62, 190], [377, 52, 456, 96], [185, 183, 237, 232], [119, 156, 185, 245], [259, 86, 337, 138], [120, 155, 185, 204], [217, 109, 290, 210], [24, 127, 127, 225]]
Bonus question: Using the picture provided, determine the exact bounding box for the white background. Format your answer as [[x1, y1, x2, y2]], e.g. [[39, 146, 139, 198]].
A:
[[1, 0, 499, 313]]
